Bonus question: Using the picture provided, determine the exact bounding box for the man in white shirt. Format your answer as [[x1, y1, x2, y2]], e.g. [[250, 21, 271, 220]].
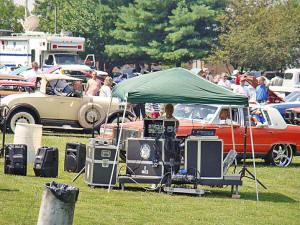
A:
[[23, 62, 41, 82], [233, 76, 250, 99], [217, 73, 232, 89]]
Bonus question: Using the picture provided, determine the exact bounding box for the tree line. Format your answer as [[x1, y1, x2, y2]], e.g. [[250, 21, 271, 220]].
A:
[[1, 0, 300, 72]]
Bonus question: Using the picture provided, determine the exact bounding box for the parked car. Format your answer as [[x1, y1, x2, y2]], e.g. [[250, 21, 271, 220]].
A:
[[269, 91, 300, 117], [98, 104, 300, 167], [284, 107, 300, 125], [0, 74, 134, 132], [0, 75, 35, 99]]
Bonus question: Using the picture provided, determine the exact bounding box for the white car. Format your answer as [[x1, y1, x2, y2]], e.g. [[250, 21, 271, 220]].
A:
[[0, 74, 133, 132]]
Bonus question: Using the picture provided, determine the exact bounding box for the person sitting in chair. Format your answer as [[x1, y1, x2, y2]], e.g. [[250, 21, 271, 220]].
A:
[[219, 108, 240, 127], [251, 108, 266, 127]]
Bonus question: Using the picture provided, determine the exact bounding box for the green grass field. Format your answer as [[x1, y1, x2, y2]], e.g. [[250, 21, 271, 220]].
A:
[[0, 131, 299, 225]]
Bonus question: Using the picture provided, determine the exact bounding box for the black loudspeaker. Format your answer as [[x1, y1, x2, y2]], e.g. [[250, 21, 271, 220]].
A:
[[85, 140, 118, 187], [34, 146, 58, 178], [64, 142, 86, 173], [4, 144, 27, 176], [126, 138, 180, 178], [185, 137, 223, 179]]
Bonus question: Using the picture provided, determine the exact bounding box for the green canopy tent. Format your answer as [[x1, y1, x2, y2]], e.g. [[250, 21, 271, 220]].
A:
[[112, 67, 248, 105], [108, 68, 259, 201]]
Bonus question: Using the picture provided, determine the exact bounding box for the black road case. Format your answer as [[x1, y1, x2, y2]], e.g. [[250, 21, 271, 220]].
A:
[[126, 138, 180, 180], [185, 136, 223, 179], [85, 140, 118, 187]]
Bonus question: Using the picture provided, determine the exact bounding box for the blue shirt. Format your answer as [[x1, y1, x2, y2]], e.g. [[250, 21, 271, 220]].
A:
[[256, 84, 269, 102]]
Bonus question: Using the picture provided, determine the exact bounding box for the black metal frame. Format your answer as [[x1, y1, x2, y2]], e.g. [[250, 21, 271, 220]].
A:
[[239, 125, 267, 189]]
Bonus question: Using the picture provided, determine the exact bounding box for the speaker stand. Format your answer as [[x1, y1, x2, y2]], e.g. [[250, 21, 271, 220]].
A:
[[239, 125, 267, 189]]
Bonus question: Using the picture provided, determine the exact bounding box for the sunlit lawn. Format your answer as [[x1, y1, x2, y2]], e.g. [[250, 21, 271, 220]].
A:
[[0, 131, 299, 225]]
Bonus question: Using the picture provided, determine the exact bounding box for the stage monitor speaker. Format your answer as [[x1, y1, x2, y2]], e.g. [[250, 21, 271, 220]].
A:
[[126, 138, 180, 178], [85, 140, 118, 187], [143, 119, 176, 138], [4, 144, 27, 176], [34, 146, 58, 178], [64, 142, 86, 173], [185, 137, 223, 179]]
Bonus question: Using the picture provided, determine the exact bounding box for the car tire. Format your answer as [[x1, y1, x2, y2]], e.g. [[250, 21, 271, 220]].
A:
[[7, 109, 37, 133], [267, 144, 293, 167], [107, 110, 135, 123], [78, 103, 105, 129]]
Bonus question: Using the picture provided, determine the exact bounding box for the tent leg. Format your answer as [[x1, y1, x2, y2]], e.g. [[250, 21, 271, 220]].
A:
[[107, 96, 128, 193], [102, 96, 113, 138]]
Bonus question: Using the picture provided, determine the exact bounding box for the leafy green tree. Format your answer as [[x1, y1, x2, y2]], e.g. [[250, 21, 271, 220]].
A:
[[208, 0, 300, 71], [0, 0, 25, 32]]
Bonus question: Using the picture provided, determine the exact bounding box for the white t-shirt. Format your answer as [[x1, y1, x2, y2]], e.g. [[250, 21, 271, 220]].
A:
[[218, 79, 232, 89], [22, 69, 41, 81], [234, 85, 250, 97], [99, 85, 112, 97]]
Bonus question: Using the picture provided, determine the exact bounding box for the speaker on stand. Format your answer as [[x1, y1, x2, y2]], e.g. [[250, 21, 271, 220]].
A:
[[64, 143, 86, 173]]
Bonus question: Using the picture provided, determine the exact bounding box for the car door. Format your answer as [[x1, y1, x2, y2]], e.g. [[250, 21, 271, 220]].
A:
[[58, 95, 83, 121], [214, 107, 245, 153]]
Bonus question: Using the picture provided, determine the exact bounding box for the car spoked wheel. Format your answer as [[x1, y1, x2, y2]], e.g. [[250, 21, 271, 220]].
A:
[[85, 108, 100, 125], [78, 103, 105, 129], [8, 110, 36, 132], [269, 144, 293, 167]]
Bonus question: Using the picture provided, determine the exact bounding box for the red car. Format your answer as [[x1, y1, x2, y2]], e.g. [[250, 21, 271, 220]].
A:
[[99, 104, 300, 167], [285, 107, 300, 125], [0, 75, 35, 98]]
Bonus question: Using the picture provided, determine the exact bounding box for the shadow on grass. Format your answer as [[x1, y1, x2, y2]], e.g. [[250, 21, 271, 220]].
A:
[[116, 185, 297, 203], [42, 131, 93, 138], [237, 161, 300, 168], [202, 189, 297, 203], [0, 188, 19, 192]]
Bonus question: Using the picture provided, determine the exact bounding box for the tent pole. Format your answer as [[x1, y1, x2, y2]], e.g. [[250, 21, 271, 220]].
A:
[[229, 105, 236, 151], [102, 95, 113, 138], [108, 95, 128, 193], [247, 107, 259, 201]]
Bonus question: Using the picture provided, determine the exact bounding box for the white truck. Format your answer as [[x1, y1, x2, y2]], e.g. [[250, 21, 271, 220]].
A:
[[269, 68, 300, 97], [0, 31, 99, 78]]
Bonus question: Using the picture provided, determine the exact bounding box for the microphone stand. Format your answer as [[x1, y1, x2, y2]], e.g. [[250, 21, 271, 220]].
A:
[[0, 106, 9, 158], [239, 125, 267, 189]]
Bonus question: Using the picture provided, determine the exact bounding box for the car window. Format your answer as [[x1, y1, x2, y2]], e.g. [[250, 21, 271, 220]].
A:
[[173, 104, 218, 123], [263, 110, 271, 125], [284, 73, 293, 80]]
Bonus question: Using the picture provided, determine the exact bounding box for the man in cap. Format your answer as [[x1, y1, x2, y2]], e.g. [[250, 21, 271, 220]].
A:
[[233, 76, 250, 99], [256, 76, 269, 105]]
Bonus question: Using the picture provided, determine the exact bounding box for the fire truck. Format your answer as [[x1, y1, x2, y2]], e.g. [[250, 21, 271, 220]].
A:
[[0, 30, 96, 77]]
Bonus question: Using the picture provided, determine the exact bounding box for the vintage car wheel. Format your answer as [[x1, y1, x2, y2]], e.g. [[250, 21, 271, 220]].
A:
[[107, 110, 135, 123], [267, 144, 293, 167], [78, 103, 105, 129], [8, 109, 37, 132]]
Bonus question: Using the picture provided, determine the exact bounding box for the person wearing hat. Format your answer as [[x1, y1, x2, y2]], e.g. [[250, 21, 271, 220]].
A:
[[233, 76, 250, 99]]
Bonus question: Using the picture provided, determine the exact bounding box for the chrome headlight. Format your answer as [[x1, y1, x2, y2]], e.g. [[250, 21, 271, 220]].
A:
[[99, 127, 114, 138]]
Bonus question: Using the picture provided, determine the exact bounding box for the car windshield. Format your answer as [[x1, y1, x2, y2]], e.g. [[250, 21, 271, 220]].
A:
[[284, 91, 300, 102], [54, 54, 84, 65], [47, 79, 83, 97], [173, 104, 218, 123]]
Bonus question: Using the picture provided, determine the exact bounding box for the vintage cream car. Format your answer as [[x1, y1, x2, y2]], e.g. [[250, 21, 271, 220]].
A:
[[0, 74, 132, 132]]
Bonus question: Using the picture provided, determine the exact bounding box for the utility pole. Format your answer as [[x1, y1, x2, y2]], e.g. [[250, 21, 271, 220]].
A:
[[55, 7, 57, 34], [25, 0, 28, 18]]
